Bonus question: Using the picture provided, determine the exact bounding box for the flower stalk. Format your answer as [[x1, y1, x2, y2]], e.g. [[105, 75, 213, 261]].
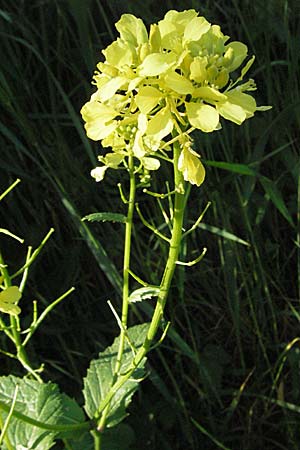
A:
[[95, 140, 186, 432], [97, 155, 136, 433]]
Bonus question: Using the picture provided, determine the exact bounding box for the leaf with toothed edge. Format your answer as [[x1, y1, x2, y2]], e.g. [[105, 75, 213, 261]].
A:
[[83, 323, 149, 428], [82, 212, 127, 223], [129, 286, 160, 303]]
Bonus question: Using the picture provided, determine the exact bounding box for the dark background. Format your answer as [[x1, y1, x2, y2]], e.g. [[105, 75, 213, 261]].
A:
[[0, 1, 299, 449]]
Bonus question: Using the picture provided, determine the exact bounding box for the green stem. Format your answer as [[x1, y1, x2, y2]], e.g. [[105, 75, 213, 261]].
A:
[[0, 399, 91, 432], [95, 141, 186, 426], [97, 155, 136, 434], [0, 179, 21, 202], [0, 250, 42, 382]]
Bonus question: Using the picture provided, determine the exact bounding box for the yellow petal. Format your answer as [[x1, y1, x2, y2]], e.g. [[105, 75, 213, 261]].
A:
[[149, 24, 161, 53], [91, 166, 108, 182], [139, 53, 175, 77], [0, 303, 21, 316], [104, 153, 125, 168], [115, 14, 148, 46], [224, 41, 248, 72], [135, 86, 162, 114], [143, 157, 160, 170], [0, 286, 22, 316], [99, 77, 127, 102], [216, 102, 246, 124], [226, 90, 257, 118], [183, 16, 211, 43], [81, 101, 117, 141], [163, 10, 198, 31], [146, 107, 173, 140], [0, 286, 21, 304], [189, 57, 208, 83], [186, 102, 219, 132], [102, 39, 133, 69], [133, 131, 146, 158], [137, 113, 148, 134], [178, 147, 205, 187], [157, 21, 178, 52], [164, 71, 194, 95], [214, 69, 229, 89], [193, 86, 227, 102], [216, 90, 256, 124]]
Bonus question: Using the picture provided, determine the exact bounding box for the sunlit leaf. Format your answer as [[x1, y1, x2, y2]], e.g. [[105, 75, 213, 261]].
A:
[[204, 160, 256, 176], [129, 287, 160, 303], [197, 223, 250, 246], [0, 376, 87, 450], [82, 213, 127, 223]]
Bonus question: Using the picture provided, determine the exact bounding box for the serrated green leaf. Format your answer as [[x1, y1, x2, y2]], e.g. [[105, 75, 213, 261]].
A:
[[63, 430, 94, 450], [82, 212, 127, 223], [102, 423, 135, 450], [0, 376, 61, 449], [259, 176, 294, 226], [57, 393, 87, 442], [129, 287, 160, 303], [0, 376, 88, 450], [83, 323, 149, 427]]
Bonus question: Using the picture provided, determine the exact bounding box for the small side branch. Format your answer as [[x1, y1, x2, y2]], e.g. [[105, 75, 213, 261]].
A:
[[176, 247, 207, 267], [182, 202, 211, 239], [135, 203, 170, 243]]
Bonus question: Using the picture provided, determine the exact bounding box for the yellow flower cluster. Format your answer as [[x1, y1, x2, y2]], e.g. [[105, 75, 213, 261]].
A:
[[81, 10, 267, 186]]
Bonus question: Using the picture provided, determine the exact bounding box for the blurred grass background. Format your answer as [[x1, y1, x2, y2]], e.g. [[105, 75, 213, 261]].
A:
[[0, 0, 299, 449]]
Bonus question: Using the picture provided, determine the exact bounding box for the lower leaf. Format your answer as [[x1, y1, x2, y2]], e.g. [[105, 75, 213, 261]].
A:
[[83, 323, 149, 428]]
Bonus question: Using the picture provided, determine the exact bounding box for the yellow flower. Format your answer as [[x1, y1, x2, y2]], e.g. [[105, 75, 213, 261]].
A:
[[178, 145, 205, 187], [0, 286, 21, 316], [81, 9, 269, 185]]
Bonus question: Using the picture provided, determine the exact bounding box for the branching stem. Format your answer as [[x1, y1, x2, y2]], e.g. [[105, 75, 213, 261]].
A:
[[95, 140, 187, 431]]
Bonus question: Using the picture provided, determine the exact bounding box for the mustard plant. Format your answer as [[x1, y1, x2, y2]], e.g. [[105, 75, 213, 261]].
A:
[[0, 9, 270, 450], [80, 9, 269, 449]]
